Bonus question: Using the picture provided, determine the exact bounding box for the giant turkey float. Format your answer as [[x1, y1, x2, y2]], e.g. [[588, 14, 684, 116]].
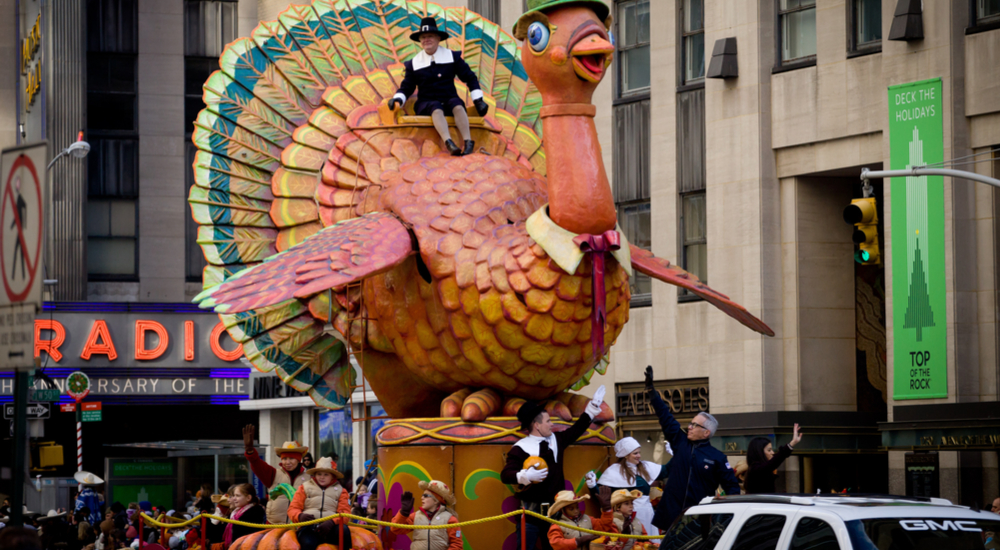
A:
[[189, 1, 773, 548]]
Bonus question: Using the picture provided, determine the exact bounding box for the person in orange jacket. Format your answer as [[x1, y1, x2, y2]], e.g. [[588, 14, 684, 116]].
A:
[[390, 480, 462, 550], [546, 490, 616, 550], [606, 490, 648, 550], [286, 457, 352, 550]]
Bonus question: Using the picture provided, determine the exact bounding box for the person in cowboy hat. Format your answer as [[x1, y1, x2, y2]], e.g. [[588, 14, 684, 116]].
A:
[[286, 457, 352, 550], [389, 480, 461, 550], [74, 471, 105, 526], [501, 385, 606, 550], [388, 16, 488, 156], [604, 490, 647, 550], [592, 436, 669, 536], [545, 490, 615, 550], [241, 424, 309, 523]]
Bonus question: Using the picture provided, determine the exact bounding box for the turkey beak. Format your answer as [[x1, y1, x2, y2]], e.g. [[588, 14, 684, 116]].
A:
[[570, 34, 614, 83]]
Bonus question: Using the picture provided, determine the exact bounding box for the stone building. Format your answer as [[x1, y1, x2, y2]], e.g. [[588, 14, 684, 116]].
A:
[[2, 0, 997, 507]]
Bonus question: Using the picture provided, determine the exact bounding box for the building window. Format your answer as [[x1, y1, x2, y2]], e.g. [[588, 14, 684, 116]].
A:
[[849, 0, 882, 54], [681, 192, 707, 287], [185, 1, 235, 281], [977, 0, 1000, 24], [87, 0, 138, 280], [677, 88, 706, 299], [613, 103, 651, 305], [469, 0, 500, 23], [616, 0, 650, 96], [779, 0, 816, 64], [681, 0, 704, 84], [184, 0, 237, 57]]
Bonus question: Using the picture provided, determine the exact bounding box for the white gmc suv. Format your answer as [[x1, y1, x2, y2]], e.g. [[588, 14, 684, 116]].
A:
[[660, 494, 1000, 550]]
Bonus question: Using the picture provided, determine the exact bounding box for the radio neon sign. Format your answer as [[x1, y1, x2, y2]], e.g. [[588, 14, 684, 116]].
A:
[[34, 319, 243, 363]]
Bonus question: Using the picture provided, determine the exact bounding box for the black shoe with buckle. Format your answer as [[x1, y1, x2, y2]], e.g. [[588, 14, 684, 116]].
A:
[[445, 139, 462, 156], [462, 140, 475, 156]]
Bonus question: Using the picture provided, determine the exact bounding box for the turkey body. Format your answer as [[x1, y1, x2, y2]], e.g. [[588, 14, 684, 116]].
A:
[[361, 151, 630, 414]]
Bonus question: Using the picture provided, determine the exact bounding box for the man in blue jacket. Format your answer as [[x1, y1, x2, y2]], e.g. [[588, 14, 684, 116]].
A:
[[644, 366, 740, 531]]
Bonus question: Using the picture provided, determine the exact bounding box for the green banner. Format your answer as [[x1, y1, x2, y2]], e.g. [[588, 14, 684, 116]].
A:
[[888, 78, 947, 400], [112, 484, 174, 508], [112, 461, 174, 476]]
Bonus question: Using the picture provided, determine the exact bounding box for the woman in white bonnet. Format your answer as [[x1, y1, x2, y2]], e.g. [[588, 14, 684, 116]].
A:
[[592, 436, 671, 536]]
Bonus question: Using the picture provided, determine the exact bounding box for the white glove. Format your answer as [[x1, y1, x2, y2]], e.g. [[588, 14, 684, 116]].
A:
[[584, 471, 597, 489], [517, 466, 549, 485], [664, 441, 673, 456], [584, 385, 606, 418]]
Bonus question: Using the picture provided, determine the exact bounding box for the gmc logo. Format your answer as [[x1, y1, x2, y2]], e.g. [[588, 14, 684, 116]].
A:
[[899, 520, 981, 532]]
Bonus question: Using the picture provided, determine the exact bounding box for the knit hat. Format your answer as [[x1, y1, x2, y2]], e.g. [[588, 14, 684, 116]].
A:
[[610, 489, 641, 508], [614, 437, 640, 458], [517, 400, 547, 432], [275, 441, 308, 457], [547, 490, 588, 518], [419, 480, 456, 508], [306, 456, 344, 479]]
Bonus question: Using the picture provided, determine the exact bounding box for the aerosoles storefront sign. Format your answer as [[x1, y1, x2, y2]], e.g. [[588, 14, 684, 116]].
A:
[[34, 311, 243, 366]]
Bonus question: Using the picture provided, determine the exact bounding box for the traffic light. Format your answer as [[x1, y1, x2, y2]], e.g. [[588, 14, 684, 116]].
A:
[[844, 198, 880, 264]]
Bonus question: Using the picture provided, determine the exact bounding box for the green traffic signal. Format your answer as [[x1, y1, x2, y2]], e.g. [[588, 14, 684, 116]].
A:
[[855, 250, 870, 263]]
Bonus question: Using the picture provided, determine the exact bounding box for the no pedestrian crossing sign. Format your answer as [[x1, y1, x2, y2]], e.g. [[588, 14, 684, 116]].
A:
[[0, 142, 45, 371]]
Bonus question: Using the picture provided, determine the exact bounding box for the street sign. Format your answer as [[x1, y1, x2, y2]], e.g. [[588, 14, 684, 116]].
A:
[[60, 403, 75, 413], [29, 388, 59, 402], [81, 401, 101, 422], [3, 402, 49, 419], [0, 142, 45, 371]]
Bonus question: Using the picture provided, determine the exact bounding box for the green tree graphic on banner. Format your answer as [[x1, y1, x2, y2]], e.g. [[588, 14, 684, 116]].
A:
[[903, 239, 934, 341]]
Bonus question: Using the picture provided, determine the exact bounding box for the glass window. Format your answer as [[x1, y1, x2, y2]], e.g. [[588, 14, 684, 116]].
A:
[[779, 0, 816, 64], [789, 517, 841, 550], [851, 0, 881, 51], [184, 0, 237, 57], [978, 0, 1000, 23], [612, 99, 650, 306], [846, 518, 1000, 550], [617, 0, 650, 95], [468, 0, 500, 24], [682, 0, 705, 83], [318, 408, 354, 488], [731, 514, 787, 550], [682, 192, 707, 288], [186, 143, 207, 282], [662, 513, 734, 550], [87, 0, 138, 280]]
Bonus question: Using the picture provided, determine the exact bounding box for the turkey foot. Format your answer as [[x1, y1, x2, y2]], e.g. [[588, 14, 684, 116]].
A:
[[439, 388, 614, 423]]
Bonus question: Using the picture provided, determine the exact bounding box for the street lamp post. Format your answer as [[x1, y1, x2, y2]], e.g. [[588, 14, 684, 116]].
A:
[[8, 137, 90, 527]]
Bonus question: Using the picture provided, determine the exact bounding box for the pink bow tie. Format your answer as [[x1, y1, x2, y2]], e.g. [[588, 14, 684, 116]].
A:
[[573, 230, 621, 358]]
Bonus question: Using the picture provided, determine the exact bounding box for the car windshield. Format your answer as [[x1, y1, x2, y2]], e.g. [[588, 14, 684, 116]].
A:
[[846, 517, 1000, 550], [661, 513, 734, 550]]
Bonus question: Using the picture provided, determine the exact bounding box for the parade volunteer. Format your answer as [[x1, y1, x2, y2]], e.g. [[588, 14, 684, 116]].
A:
[[596, 436, 668, 536], [242, 424, 308, 523], [390, 480, 462, 550], [286, 457, 353, 550]]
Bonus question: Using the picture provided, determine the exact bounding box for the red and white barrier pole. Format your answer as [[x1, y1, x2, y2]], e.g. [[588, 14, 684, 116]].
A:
[[76, 402, 83, 490]]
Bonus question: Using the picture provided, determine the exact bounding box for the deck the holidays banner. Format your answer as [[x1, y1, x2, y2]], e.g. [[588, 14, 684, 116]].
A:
[[888, 78, 947, 400]]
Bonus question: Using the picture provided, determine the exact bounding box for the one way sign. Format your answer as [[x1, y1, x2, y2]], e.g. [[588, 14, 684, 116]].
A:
[[3, 402, 49, 419]]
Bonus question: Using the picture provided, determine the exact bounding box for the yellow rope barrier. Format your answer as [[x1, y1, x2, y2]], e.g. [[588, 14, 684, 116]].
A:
[[139, 509, 666, 540]]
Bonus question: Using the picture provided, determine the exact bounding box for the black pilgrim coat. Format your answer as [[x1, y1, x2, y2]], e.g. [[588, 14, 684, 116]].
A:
[[393, 48, 482, 115], [500, 412, 594, 526]]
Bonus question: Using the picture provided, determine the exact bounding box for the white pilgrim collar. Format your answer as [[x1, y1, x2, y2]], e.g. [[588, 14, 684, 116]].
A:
[[513, 433, 559, 463], [412, 47, 454, 71]]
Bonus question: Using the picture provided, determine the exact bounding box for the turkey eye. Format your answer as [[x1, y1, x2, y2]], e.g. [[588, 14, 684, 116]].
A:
[[527, 22, 550, 52]]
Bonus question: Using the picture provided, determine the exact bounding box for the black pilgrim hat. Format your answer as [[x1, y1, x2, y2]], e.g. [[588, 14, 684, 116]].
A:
[[516, 400, 547, 432], [410, 17, 450, 42]]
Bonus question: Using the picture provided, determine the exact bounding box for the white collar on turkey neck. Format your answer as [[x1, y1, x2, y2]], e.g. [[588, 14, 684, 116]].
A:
[[412, 48, 454, 71], [526, 205, 633, 277]]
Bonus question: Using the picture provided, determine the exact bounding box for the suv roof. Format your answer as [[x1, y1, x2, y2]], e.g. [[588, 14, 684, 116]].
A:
[[689, 494, 995, 522]]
